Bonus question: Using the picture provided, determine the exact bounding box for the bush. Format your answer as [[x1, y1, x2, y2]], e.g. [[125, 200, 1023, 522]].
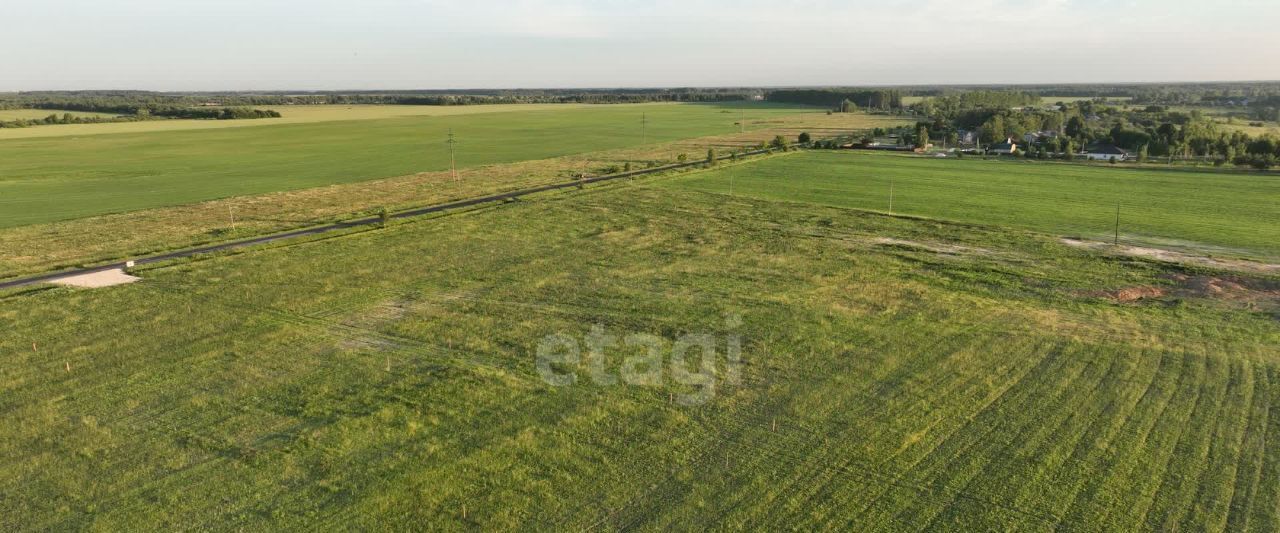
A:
[[798, 132, 811, 145]]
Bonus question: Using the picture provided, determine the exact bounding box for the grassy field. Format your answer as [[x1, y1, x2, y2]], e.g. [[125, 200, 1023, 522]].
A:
[[0, 102, 833, 229], [0, 108, 905, 278], [664, 151, 1280, 260], [2, 172, 1277, 529], [0, 104, 608, 140], [0, 109, 118, 121]]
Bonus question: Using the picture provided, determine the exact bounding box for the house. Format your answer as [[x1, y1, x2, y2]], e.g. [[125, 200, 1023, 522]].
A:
[[1084, 143, 1129, 161], [1022, 130, 1058, 145], [957, 130, 978, 145], [988, 138, 1018, 155]]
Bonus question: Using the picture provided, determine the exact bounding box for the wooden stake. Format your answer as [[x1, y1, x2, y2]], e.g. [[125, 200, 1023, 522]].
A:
[[32, 342, 37, 352], [65, 362, 71, 372]]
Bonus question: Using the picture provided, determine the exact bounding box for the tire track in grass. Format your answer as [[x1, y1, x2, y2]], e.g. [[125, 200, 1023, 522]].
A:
[[1166, 352, 1244, 530], [867, 338, 1110, 526], [787, 330, 1049, 523], [1184, 357, 1254, 529], [901, 338, 1131, 530], [1144, 350, 1226, 530], [590, 317, 1010, 528], [1128, 349, 1209, 530], [1076, 347, 1185, 530], [1254, 365, 1280, 532], [1225, 359, 1269, 531], [1038, 344, 1172, 528], [848, 337, 1074, 529], [794, 336, 1056, 530]]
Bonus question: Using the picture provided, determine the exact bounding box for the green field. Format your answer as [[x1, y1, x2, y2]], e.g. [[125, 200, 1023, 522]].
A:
[[664, 152, 1280, 259], [3, 163, 1278, 529], [0, 102, 816, 229]]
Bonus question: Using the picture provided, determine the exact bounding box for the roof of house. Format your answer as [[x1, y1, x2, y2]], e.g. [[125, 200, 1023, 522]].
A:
[[1085, 143, 1128, 155]]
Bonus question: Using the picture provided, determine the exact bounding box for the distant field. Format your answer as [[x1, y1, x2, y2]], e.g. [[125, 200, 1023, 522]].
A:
[[663, 151, 1280, 259], [0, 103, 606, 139], [1040, 95, 1132, 104], [0, 109, 118, 121], [3, 175, 1276, 529], [0, 102, 825, 229]]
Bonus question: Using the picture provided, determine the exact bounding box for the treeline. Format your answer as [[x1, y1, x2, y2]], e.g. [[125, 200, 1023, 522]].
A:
[[0, 112, 120, 129], [0, 89, 758, 112], [0, 107, 280, 129], [916, 91, 1041, 119], [765, 89, 904, 111], [913, 93, 1280, 169]]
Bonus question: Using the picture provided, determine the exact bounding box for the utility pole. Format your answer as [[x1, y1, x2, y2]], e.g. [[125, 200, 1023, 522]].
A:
[[228, 204, 235, 229], [641, 113, 647, 144], [888, 177, 895, 216], [1113, 202, 1121, 245], [740, 107, 746, 134], [447, 128, 458, 181]]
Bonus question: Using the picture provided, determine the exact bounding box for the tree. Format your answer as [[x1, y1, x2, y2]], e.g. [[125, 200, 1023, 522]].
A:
[[917, 126, 929, 149], [798, 132, 812, 145], [981, 115, 1006, 144], [677, 153, 688, 162], [378, 207, 390, 227], [770, 135, 788, 151], [706, 148, 717, 166], [1063, 140, 1076, 161], [1065, 116, 1085, 139], [840, 99, 854, 113], [1138, 144, 1149, 164]]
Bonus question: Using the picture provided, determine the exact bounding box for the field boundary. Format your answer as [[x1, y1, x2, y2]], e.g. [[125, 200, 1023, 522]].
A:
[[0, 148, 786, 291]]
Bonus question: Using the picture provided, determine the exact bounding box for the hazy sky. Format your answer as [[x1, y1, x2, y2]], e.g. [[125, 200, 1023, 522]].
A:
[[3, 0, 1278, 90]]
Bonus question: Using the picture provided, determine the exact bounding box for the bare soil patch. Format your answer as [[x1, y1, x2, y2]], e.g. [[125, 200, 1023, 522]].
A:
[[48, 268, 140, 288], [1061, 238, 1280, 274]]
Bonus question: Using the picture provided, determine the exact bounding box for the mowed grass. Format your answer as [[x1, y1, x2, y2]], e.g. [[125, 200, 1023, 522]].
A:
[[0, 102, 814, 228], [2, 177, 1278, 529], [663, 151, 1280, 259]]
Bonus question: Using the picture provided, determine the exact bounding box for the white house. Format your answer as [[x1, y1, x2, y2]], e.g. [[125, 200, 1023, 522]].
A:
[[1084, 143, 1129, 161]]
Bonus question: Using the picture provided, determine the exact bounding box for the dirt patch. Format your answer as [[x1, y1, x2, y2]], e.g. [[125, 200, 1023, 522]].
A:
[[872, 237, 996, 257], [48, 268, 140, 288], [1095, 286, 1167, 303], [1166, 273, 1280, 305], [1061, 238, 1280, 275]]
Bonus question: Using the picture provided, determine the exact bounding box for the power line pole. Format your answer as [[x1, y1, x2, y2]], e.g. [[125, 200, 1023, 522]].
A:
[[641, 113, 647, 144], [888, 177, 895, 216], [740, 107, 745, 134], [1113, 202, 1121, 245], [447, 128, 458, 181]]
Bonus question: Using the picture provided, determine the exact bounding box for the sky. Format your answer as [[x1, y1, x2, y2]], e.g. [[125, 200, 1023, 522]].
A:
[[2, 0, 1278, 91]]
